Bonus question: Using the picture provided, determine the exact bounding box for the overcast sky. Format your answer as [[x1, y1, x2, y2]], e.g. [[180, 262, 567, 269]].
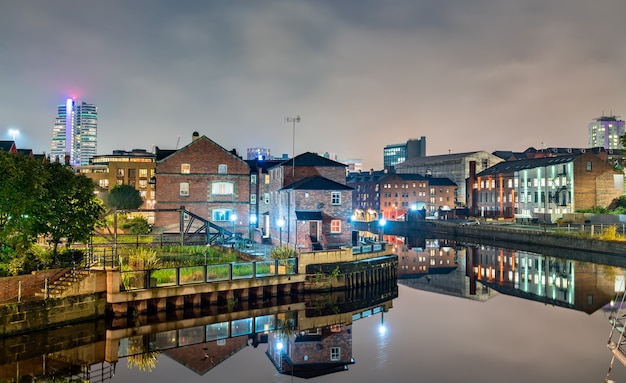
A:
[[2, 0, 626, 169]]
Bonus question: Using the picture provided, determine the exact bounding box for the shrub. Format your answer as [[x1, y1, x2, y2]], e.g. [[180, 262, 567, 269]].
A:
[[270, 246, 297, 259]]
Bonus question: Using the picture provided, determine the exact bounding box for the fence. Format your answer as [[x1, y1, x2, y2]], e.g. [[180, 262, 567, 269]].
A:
[[120, 258, 298, 291]]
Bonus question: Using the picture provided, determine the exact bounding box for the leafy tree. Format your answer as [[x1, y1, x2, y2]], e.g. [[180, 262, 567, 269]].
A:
[[34, 162, 105, 256], [0, 152, 47, 251], [121, 216, 152, 234], [106, 184, 143, 210]]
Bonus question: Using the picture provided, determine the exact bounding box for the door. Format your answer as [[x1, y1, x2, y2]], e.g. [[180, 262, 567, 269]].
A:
[[309, 221, 319, 243]]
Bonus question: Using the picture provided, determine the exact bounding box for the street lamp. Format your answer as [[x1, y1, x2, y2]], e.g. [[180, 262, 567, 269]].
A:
[[231, 213, 237, 237], [285, 116, 300, 177], [249, 214, 257, 241], [8, 129, 18, 142], [277, 218, 285, 247], [379, 218, 387, 242]]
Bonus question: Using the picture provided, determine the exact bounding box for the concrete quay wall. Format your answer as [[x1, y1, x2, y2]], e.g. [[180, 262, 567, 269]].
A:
[[0, 293, 106, 337]]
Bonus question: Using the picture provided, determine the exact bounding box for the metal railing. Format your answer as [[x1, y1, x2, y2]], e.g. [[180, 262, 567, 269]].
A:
[[120, 258, 298, 291]]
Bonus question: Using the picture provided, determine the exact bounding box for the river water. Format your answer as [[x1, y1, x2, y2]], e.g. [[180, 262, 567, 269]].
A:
[[3, 235, 626, 383]]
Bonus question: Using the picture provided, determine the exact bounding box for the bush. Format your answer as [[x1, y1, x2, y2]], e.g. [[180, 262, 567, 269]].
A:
[[270, 246, 297, 259]]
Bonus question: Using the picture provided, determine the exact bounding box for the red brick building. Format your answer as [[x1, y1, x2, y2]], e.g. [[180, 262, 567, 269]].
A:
[[269, 152, 353, 251], [154, 133, 251, 236], [467, 151, 624, 221]]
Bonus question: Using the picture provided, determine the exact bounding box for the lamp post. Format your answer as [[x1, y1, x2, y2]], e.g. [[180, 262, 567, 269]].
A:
[[379, 218, 387, 242], [277, 218, 285, 247], [8, 129, 18, 142], [231, 213, 237, 238], [285, 116, 300, 177]]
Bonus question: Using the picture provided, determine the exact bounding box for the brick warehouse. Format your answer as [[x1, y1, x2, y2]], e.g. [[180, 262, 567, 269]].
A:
[[154, 132, 251, 236], [269, 152, 354, 251]]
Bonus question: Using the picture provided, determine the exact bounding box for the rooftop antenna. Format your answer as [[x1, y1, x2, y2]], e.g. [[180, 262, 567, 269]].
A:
[[175, 135, 181, 149]]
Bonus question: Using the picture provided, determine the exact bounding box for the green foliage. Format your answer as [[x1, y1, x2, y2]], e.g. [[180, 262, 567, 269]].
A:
[[119, 247, 160, 271], [121, 216, 152, 234], [106, 184, 144, 210], [270, 245, 297, 259], [2, 245, 54, 276], [0, 151, 47, 251]]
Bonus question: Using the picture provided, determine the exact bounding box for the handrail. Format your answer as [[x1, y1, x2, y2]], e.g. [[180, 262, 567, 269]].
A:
[[120, 258, 298, 291]]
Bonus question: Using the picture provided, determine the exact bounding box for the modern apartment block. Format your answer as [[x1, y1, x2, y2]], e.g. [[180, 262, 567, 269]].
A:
[[75, 149, 156, 209], [588, 115, 625, 150], [50, 98, 98, 166], [467, 152, 624, 221]]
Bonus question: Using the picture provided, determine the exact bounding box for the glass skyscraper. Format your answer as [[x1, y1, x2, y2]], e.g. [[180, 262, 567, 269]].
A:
[[50, 98, 98, 166]]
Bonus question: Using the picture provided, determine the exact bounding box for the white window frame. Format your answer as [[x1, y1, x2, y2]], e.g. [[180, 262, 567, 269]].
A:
[[218, 164, 227, 174], [181, 163, 190, 174], [331, 192, 341, 205], [212, 182, 234, 195], [330, 347, 340, 361], [251, 194, 257, 204]]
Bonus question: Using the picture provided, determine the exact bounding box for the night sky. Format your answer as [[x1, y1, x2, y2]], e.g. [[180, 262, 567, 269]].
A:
[[2, 0, 626, 169]]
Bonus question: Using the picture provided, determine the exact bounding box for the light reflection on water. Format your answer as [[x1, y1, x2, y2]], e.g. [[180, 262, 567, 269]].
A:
[[4, 237, 626, 383]]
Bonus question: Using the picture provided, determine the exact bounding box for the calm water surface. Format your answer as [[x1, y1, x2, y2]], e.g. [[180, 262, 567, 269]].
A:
[[4, 238, 626, 383]]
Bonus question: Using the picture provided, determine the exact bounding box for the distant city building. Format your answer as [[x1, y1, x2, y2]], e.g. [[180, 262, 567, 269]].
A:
[[75, 149, 156, 209], [395, 151, 502, 206], [339, 158, 363, 173], [383, 136, 426, 167], [588, 115, 624, 150], [247, 147, 271, 160], [50, 98, 98, 166]]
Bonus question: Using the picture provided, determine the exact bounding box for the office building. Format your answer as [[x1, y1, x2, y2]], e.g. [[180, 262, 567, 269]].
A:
[[383, 136, 426, 167], [588, 115, 624, 150], [50, 98, 98, 165]]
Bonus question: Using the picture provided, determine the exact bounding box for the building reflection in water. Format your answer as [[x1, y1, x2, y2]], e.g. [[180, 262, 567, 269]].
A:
[[0, 283, 397, 382], [394, 234, 624, 315]]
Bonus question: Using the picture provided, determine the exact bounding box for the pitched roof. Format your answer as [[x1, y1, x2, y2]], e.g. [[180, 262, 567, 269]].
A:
[[281, 175, 353, 191], [156, 135, 246, 164], [0, 141, 16, 152], [274, 152, 347, 169], [427, 177, 457, 186], [476, 154, 581, 177], [245, 159, 283, 173]]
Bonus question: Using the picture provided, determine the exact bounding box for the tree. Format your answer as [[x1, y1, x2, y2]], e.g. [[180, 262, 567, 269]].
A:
[[34, 162, 105, 256], [106, 184, 143, 210], [0, 152, 47, 251]]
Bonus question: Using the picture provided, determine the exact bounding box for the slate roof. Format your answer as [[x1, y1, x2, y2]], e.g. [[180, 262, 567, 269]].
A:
[[427, 177, 457, 186], [245, 159, 283, 173], [281, 175, 353, 191], [476, 154, 581, 177], [0, 141, 15, 152], [346, 169, 392, 183], [273, 152, 347, 169]]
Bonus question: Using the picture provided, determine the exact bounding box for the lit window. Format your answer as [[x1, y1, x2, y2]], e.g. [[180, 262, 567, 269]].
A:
[[99, 179, 109, 188], [212, 182, 233, 195], [331, 192, 341, 205], [181, 164, 190, 174], [331, 220, 341, 233], [180, 182, 189, 196], [139, 179, 147, 189], [117, 168, 125, 177], [212, 209, 233, 221], [218, 164, 227, 174], [139, 168, 148, 177]]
